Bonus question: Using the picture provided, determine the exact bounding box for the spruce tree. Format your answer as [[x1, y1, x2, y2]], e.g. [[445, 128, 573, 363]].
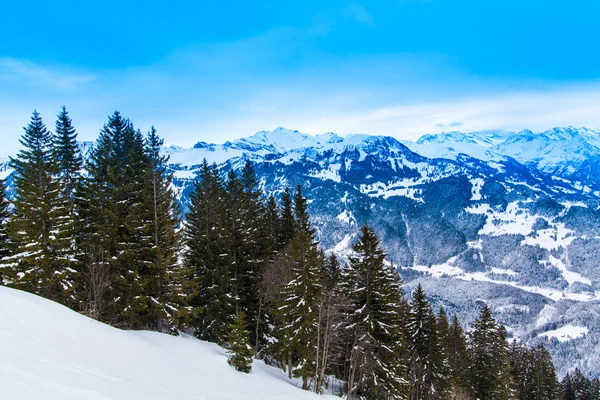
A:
[[445, 313, 470, 397], [273, 187, 323, 389], [142, 127, 182, 331], [407, 285, 449, 400], [227, 312, 254, 373], [511, 343, 560, 400], [53, 106, 83, 304], [277, 187, 295, 249], [185, 159, 233, 343], [343, 223, 408, 400], [0, 178, 12, 283], [239, 161, 272, 351], [7, 110, 68, 303], [467, 305, 513, 400], [79, 111, 154, 326]]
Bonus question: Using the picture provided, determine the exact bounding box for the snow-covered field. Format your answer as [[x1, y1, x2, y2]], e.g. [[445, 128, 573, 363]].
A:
[[537, 325, 589, 342], [0, 286, 338, 400]]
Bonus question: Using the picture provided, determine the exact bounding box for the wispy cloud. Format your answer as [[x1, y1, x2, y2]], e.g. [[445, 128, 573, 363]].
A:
[[343, 4, 376, 26], [0, 58, 95, 91]]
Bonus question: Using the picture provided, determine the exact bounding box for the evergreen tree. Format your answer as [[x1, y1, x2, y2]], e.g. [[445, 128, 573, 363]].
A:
[[407, 285, 450, 400], [562, 373, 576, 400], [0, 178, 12, 283], [6, 110, 68, 303], [239, 161, 272, 352], [277, 187, 295, 249], [227, 312, 254, 373], [142, 127, 182, 331], [445, 313, 470, 397], [467, 305, 513, 400], [79, 111, 154, 326], [52, 106, 83, 304], [185, 159, 233, 343], [343, 223, 408, 400], [274, 229, 324, 389], [293, 185, 315, 236]]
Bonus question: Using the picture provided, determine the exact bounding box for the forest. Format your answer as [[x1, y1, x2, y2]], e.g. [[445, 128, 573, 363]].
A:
[[0, 108, 596, 400]]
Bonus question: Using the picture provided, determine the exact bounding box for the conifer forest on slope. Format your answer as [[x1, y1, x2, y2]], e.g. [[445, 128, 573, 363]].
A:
[[0, 108, 597, 400]]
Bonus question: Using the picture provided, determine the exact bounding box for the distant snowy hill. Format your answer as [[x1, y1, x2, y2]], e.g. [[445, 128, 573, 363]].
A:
[[0, 286, 339, 400], [3, 125, 600, 378], [160, 126, 600, 378]]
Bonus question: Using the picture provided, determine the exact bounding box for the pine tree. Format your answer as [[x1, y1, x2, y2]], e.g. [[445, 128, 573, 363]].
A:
[[52, 106, 83, 305], [407, 285, 449, 400], [277, 187, 295, 249], [6, 110, 68, 303], [79, 111, 153, 326], [273, 189, 324, 389], [562, 372, 576, 400], [343, 223, 408, 400], [227, 312, 254, 373], [467, 305, 513, 400], [445, 313, 470, 397], [142, 127, 182, 331], [0, 178, 12, 283], [185, 159, 234, 343], [239, 161, 272, 352]]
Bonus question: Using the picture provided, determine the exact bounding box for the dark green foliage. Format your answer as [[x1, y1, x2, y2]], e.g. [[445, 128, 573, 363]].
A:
[[343, 223, 408, 400], [277, 187, 295, 249], [407, 285, 450, 400], [6, 110, 69, 303], [467, 305, 513, 400], [227, 312, 254, 373], [510, 341, 560, 400], [0, 179, 12, 283], [79, 111, 157, 327], [143, 127, 182, 331], [561, 369, 599, 400], [274, 230, 324, 389], [52, 106, 82, 305], [184, 159, 233, 343], [445, 313, 470, 396]]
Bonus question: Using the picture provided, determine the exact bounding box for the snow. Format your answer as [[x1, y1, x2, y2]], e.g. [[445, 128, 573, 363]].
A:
[[0, 286, 338, 400], [538, 325, 589, 342], [470, 178, 484, 201], [336, 210, 355, 225]]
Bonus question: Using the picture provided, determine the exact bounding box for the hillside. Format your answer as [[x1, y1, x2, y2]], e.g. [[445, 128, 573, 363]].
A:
[[3, 125, 600, 377], [161, 126, 600, 377], [0, 286, 338, 400]]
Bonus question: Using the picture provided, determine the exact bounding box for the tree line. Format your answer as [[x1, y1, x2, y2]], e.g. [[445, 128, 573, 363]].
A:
[[0, 108, 587, 399]]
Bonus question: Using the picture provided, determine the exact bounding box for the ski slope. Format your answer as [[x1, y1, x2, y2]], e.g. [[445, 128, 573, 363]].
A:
[[0, 286, 338, 400]]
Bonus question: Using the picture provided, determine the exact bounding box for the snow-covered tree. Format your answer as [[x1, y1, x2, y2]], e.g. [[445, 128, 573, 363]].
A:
[[142, 127, 182, 331], [407, 285, 450, 400], [0, 178, 12, 283], [79, 111, 155, 327], [184, 159, 234, 343], [52, 106, 83, 304], [273, 187, 324, 389], [467, 305, 513, 400], [6, 110, 70, 303], [343, 223, 408, 400]]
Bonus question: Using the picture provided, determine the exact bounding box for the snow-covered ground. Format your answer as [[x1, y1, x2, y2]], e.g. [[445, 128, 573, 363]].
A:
[[537, 325, 589, 342], [0, 286, 338, 400]]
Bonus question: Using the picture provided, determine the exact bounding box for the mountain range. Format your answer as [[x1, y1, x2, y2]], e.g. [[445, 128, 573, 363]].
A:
[[3, 125, 600, 378]]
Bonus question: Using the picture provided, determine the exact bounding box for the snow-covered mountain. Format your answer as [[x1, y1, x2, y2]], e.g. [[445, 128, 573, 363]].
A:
[[3, 125, 600, 378], [0, 286, 338, 399], [161, 126, 600, 378]]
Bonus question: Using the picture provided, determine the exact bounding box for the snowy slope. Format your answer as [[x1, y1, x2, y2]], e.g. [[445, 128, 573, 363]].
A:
[[493, 127, 600, 175], [0, 286, 338, 400]]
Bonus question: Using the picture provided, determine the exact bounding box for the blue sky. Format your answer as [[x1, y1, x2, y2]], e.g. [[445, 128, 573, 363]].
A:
[[1, 0, 600, 154]]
